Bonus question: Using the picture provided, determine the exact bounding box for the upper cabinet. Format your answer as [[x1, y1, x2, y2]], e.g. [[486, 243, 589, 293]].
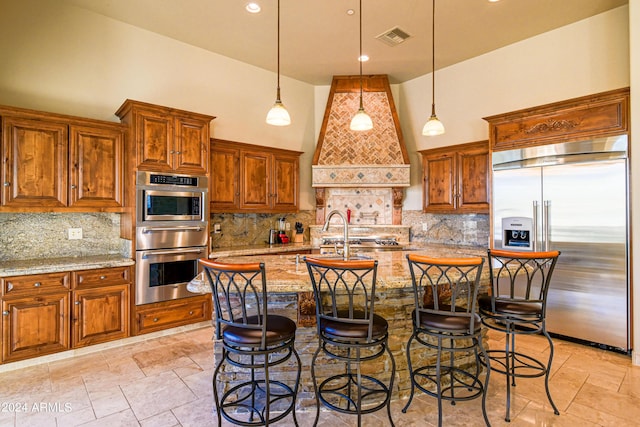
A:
[[420, 140, 490, 214], [115, 100, 215, 174], [484, 87, 629, 152], [1, 106, 125, 212], [210, 139, 301, 213]]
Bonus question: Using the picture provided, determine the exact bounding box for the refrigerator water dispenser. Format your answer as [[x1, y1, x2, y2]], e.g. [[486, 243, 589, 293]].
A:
[[501, 217, 533, 250]]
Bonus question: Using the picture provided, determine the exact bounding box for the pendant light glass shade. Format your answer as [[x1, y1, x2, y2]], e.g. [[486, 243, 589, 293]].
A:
[[266, 0, 290, 126], [350, 0, 372, 131], [423, 0, 444, 136], [350, 107, 373, 131], [266, 99, 291, 126], [422, 113, 445, 136]]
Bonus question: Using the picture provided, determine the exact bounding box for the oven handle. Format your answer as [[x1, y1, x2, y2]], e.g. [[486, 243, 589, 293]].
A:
[[140, 248, 205, 258], [141, 226, 204, 233]]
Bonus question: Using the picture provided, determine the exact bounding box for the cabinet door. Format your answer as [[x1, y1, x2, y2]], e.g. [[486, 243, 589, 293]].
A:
[[69, 125, 123, 208], [272, 154, 299, 212], [174, 116, 209, 174], [2, 116, 68, 207], [457, 144, 490, 213], [423, 152, 456, 212], [135, 109, 173, 172], [2, 293, 69, 362], [210, 145, 239, 211], [72, 284, 129, 347], [239, 150, 270, 210]]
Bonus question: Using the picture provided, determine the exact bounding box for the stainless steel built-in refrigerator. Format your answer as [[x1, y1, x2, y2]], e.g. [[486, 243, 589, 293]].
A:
[[492, 136, 630, 351]]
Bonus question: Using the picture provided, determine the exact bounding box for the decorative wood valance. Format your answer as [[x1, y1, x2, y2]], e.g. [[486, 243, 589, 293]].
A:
[[483, 87, 629, 152]]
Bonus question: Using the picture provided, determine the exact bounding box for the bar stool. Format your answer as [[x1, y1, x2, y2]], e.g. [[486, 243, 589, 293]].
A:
[[403, 254, 490, 427], [478, 249, 561, 422], [304, 257, 396, 427], [200, 259, 301, 426]]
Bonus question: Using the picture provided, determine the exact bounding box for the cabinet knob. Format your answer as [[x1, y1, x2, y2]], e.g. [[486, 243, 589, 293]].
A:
[[175, 151, 182, 154], [3, 182, 9, 187], [170, 150, 175, 154], [70, 184, 77, 189], [75, 301, 81, 305], [189, 310, 194, 315], [2, 311, 8, 316], [153, 317, 159, 322], [100, 275, 106, 280], [34, 282, 41, 287]]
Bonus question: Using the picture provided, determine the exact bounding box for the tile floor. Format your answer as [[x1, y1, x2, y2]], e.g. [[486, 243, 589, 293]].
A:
[[0, 325, 638, 426]]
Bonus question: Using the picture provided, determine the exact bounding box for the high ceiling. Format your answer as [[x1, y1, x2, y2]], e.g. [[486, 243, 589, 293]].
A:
[[64, 0, 628, 85]]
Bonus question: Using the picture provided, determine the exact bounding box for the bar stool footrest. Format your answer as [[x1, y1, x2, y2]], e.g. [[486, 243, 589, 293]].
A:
[[220, 379, 297, 426], [318, 372, 391, 415]]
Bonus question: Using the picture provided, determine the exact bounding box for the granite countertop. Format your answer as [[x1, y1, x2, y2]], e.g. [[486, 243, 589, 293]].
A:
[[190, 244, 488, 294], [0, 255, 135, 277], [209, 242, 315, 258]]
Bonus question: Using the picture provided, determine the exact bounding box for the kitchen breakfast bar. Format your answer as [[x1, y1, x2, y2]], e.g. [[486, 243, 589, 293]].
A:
[[188, 244, 490, 407]]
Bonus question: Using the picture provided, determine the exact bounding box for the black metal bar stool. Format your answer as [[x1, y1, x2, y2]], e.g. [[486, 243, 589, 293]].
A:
[[200, 259, 301, 426], [402, 254, 490, 427], [304, 257, 396, 427], [478, 249, 561, 422]]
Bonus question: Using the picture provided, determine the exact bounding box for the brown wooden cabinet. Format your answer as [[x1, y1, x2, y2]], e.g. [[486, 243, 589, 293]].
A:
[[0, 106, 125, 212], [1, 272, 71, 362], [210, 139, 301, 213], [115, 100, 215, 175], [420, 140, 490, 214], [0, 266, 132, 363], [133, 294, 211, 335], [71, 266, 130, 348]]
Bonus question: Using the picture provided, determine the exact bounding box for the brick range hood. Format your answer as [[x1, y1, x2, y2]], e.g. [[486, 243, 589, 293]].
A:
[[312, 75, 410, 226]]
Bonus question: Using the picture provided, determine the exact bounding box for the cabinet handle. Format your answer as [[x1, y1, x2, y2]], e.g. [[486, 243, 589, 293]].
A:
[[34, 282, 41, 287], [3, 182, 9, 187], [153, 317, 159, 322], [2, 311, 8, 316]]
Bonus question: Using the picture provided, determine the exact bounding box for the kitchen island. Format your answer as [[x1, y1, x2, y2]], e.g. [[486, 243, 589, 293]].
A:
[[188, 245, 489, 407]]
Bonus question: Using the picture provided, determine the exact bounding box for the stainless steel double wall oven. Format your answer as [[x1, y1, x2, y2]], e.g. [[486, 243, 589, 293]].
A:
[[135, 171, 208, 305]]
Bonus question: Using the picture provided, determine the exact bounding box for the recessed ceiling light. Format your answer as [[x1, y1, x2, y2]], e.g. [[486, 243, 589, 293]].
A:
[[246, 3, 261, 13], [358, 54, 369, 62], [346, 9, 355, 15], [488, 0, 501, 2]]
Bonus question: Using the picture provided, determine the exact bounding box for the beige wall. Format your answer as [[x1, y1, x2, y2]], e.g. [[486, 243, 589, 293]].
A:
[[0, 0, 318, 210], [629, 0, 639, 365]]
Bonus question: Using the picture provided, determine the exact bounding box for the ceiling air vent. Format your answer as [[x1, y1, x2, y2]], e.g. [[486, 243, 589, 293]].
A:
[[375, 27, 411, 46]]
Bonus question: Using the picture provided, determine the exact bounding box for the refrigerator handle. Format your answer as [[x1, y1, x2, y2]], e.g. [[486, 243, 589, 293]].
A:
[[543, 200, 550, 251], [532, 201, 539, 251]]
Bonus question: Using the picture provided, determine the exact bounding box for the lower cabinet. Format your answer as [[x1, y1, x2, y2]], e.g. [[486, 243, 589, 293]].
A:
[[133, 294, 211, 335], [0, 266, 132, 363], [2, 292, 70, 363]]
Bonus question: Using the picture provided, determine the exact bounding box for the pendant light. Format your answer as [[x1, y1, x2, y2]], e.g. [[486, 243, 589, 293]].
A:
[[350, 0, 373, 131], [422, 0, 445, 136], [266, 0, 291, 126]]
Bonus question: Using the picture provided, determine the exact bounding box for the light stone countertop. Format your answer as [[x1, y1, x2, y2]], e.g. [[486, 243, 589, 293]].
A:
[[0, 255, 135, 277], [190, 244, 488, 294], [209, 242, 315, 258]]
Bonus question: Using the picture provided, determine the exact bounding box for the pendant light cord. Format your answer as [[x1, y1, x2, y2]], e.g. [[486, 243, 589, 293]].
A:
[[358, 0, 364, 109], [431, 0, 436, 115], [276, 0, 281, 101]]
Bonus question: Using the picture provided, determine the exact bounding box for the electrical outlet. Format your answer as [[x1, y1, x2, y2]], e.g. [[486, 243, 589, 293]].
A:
[[68, 228, 83, 240], [213, 223, 221, 234], [422, 223, 428, 232]]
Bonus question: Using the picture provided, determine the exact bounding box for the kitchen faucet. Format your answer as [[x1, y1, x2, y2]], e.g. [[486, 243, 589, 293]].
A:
[[322, 210, 350, 260]]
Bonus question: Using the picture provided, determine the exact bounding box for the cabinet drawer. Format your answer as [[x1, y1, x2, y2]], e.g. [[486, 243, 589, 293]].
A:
[[135, 296, 211, 335], [2, 272, 70, 296], [73, 266, 130, 289]]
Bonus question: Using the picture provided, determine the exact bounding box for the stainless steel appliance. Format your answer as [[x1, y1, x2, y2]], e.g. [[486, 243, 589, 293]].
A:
[[135, 171, 209, 305], [492, 136, 630, 351]]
